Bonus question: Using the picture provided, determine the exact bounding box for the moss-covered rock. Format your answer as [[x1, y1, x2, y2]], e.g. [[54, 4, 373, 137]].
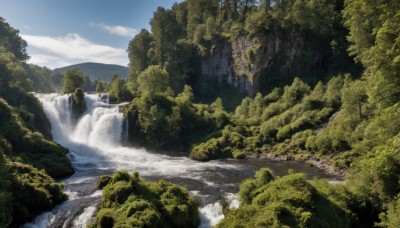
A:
[[96, 175, 112, 189], [218, 169, 354, 228], [90, 171, 200, 228], [9, 161, 67, 227], [71, 88, 85, 122], [0, 98, 74, 178]]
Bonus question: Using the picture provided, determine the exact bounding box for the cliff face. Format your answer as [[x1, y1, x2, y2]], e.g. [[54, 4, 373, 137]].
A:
[[201, 32, 330, 96], [201, 39, 254, 95]]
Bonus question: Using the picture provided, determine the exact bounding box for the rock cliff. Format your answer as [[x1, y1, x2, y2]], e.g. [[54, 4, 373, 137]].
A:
[[201, 32, 331, 96]]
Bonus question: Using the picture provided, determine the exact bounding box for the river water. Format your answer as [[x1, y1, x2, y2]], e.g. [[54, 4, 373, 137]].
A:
[[23, 93, 339, 228]]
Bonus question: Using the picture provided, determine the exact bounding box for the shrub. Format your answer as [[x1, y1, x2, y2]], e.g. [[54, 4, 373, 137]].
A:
[[219, 169, 353, 227], [91, 171, 200, 228]]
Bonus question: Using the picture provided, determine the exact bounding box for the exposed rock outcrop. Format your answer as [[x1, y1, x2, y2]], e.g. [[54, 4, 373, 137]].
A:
[[201, 32, 331, 96]]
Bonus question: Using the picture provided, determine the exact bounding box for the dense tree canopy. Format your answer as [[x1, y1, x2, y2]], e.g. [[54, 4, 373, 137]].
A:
[[127, 29, 154, 92], [61, 68, 84, 93], [0, 17, 29, 61], [137, 65, 170, 97], [343, 0, 400, 107]]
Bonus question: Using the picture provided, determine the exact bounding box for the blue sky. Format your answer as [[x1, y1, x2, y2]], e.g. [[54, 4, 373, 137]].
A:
[[0, 0, 180, 69]]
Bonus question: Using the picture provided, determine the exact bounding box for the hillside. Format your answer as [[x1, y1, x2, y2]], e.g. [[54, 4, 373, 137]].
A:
[[54, 62, 129, 82]]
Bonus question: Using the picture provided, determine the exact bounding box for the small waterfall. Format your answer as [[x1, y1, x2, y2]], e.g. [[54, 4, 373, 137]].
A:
[[35, 93, 74, 142], [37, 93, 125, 149]]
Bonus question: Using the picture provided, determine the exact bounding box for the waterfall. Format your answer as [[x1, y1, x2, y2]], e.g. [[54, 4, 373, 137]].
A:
[[36, 93, 124, 149]]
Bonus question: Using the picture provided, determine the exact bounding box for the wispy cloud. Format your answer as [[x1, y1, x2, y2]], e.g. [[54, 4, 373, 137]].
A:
[[91, 22, 138, 37], [21, 33, 128, 69]]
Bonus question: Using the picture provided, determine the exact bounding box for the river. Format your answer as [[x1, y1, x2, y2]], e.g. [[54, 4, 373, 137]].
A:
[[23, 93, 340, 228]]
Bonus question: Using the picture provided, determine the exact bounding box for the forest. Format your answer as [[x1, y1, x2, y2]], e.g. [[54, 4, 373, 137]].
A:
[[1, 0, 400, 227]]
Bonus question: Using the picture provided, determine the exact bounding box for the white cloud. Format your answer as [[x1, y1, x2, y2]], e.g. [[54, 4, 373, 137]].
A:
[[21, 33, 129, 69], [91, 22, 138, 37]]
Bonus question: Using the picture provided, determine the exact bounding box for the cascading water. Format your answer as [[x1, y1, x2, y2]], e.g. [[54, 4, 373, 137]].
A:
[[25, 93, 340, 228]]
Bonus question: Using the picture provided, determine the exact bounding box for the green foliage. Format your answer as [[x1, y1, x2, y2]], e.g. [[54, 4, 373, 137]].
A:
[[218, 169, 353, 228], [127, 29, 154, 93], [71, 88, 85, 121], [95, 80, 106, 92], [0, 17, 28, 61], [25, 64, 63, 92], [90, 171, 199, 228], [347, 138, 400, 209], [96, 175, 112, 189], [192, 77, 338, 160], [125, 82, 228, 151], [245, 8, 274, 38], [109, 77, 132, 103], [62, 68, 84, 93], [137, 65, 170, 98], [343, 0, 400, 107], [0, 18, 72, 226], [0, 146, 11, 228], [9, 162, 67, 227], [0, 44, 32, 91], [238, 168, 274, 204], [0, 98, 73, 178], [377, 195, 400, 228]]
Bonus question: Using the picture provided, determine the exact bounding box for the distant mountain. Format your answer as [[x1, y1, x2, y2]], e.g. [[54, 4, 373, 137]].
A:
[[54, 62, 129, 82]]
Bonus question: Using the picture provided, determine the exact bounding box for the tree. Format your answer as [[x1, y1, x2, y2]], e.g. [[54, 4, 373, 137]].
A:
[[176, 85, 194, 104], [0, 17, 29, 61], [150, 7, 180, 65], [0, 45, 31, 92], [72, 88, 85, 121], [96, 80, 105, 92], [111, 74, 119, 82], [343, 0, 400, 107], [187, 0, 219, 38], [62, 68, 84, 93], [127, 29, 154, 93], [341, 78, 368, 120], [109, 77, 132, 103], [137, 65, 170, 97]]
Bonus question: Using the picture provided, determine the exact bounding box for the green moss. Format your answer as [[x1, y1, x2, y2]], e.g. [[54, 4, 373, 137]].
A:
[[0, 91, 73, 226], [0, 98, 74, 178], [91, 171, 199, 228], [9, 161, 67, 227], [219, 169, 353, 228], [232, 149, 246, 159], [96, 175, 112, 189], [0, 146, 11, 228], [71, 88, 86, 122]]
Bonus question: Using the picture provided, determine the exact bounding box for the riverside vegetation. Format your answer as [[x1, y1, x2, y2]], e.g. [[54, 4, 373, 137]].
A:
[[90, 171, 199, 227], [1, 0, 400, 227], [0, 18, 74, 227]]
